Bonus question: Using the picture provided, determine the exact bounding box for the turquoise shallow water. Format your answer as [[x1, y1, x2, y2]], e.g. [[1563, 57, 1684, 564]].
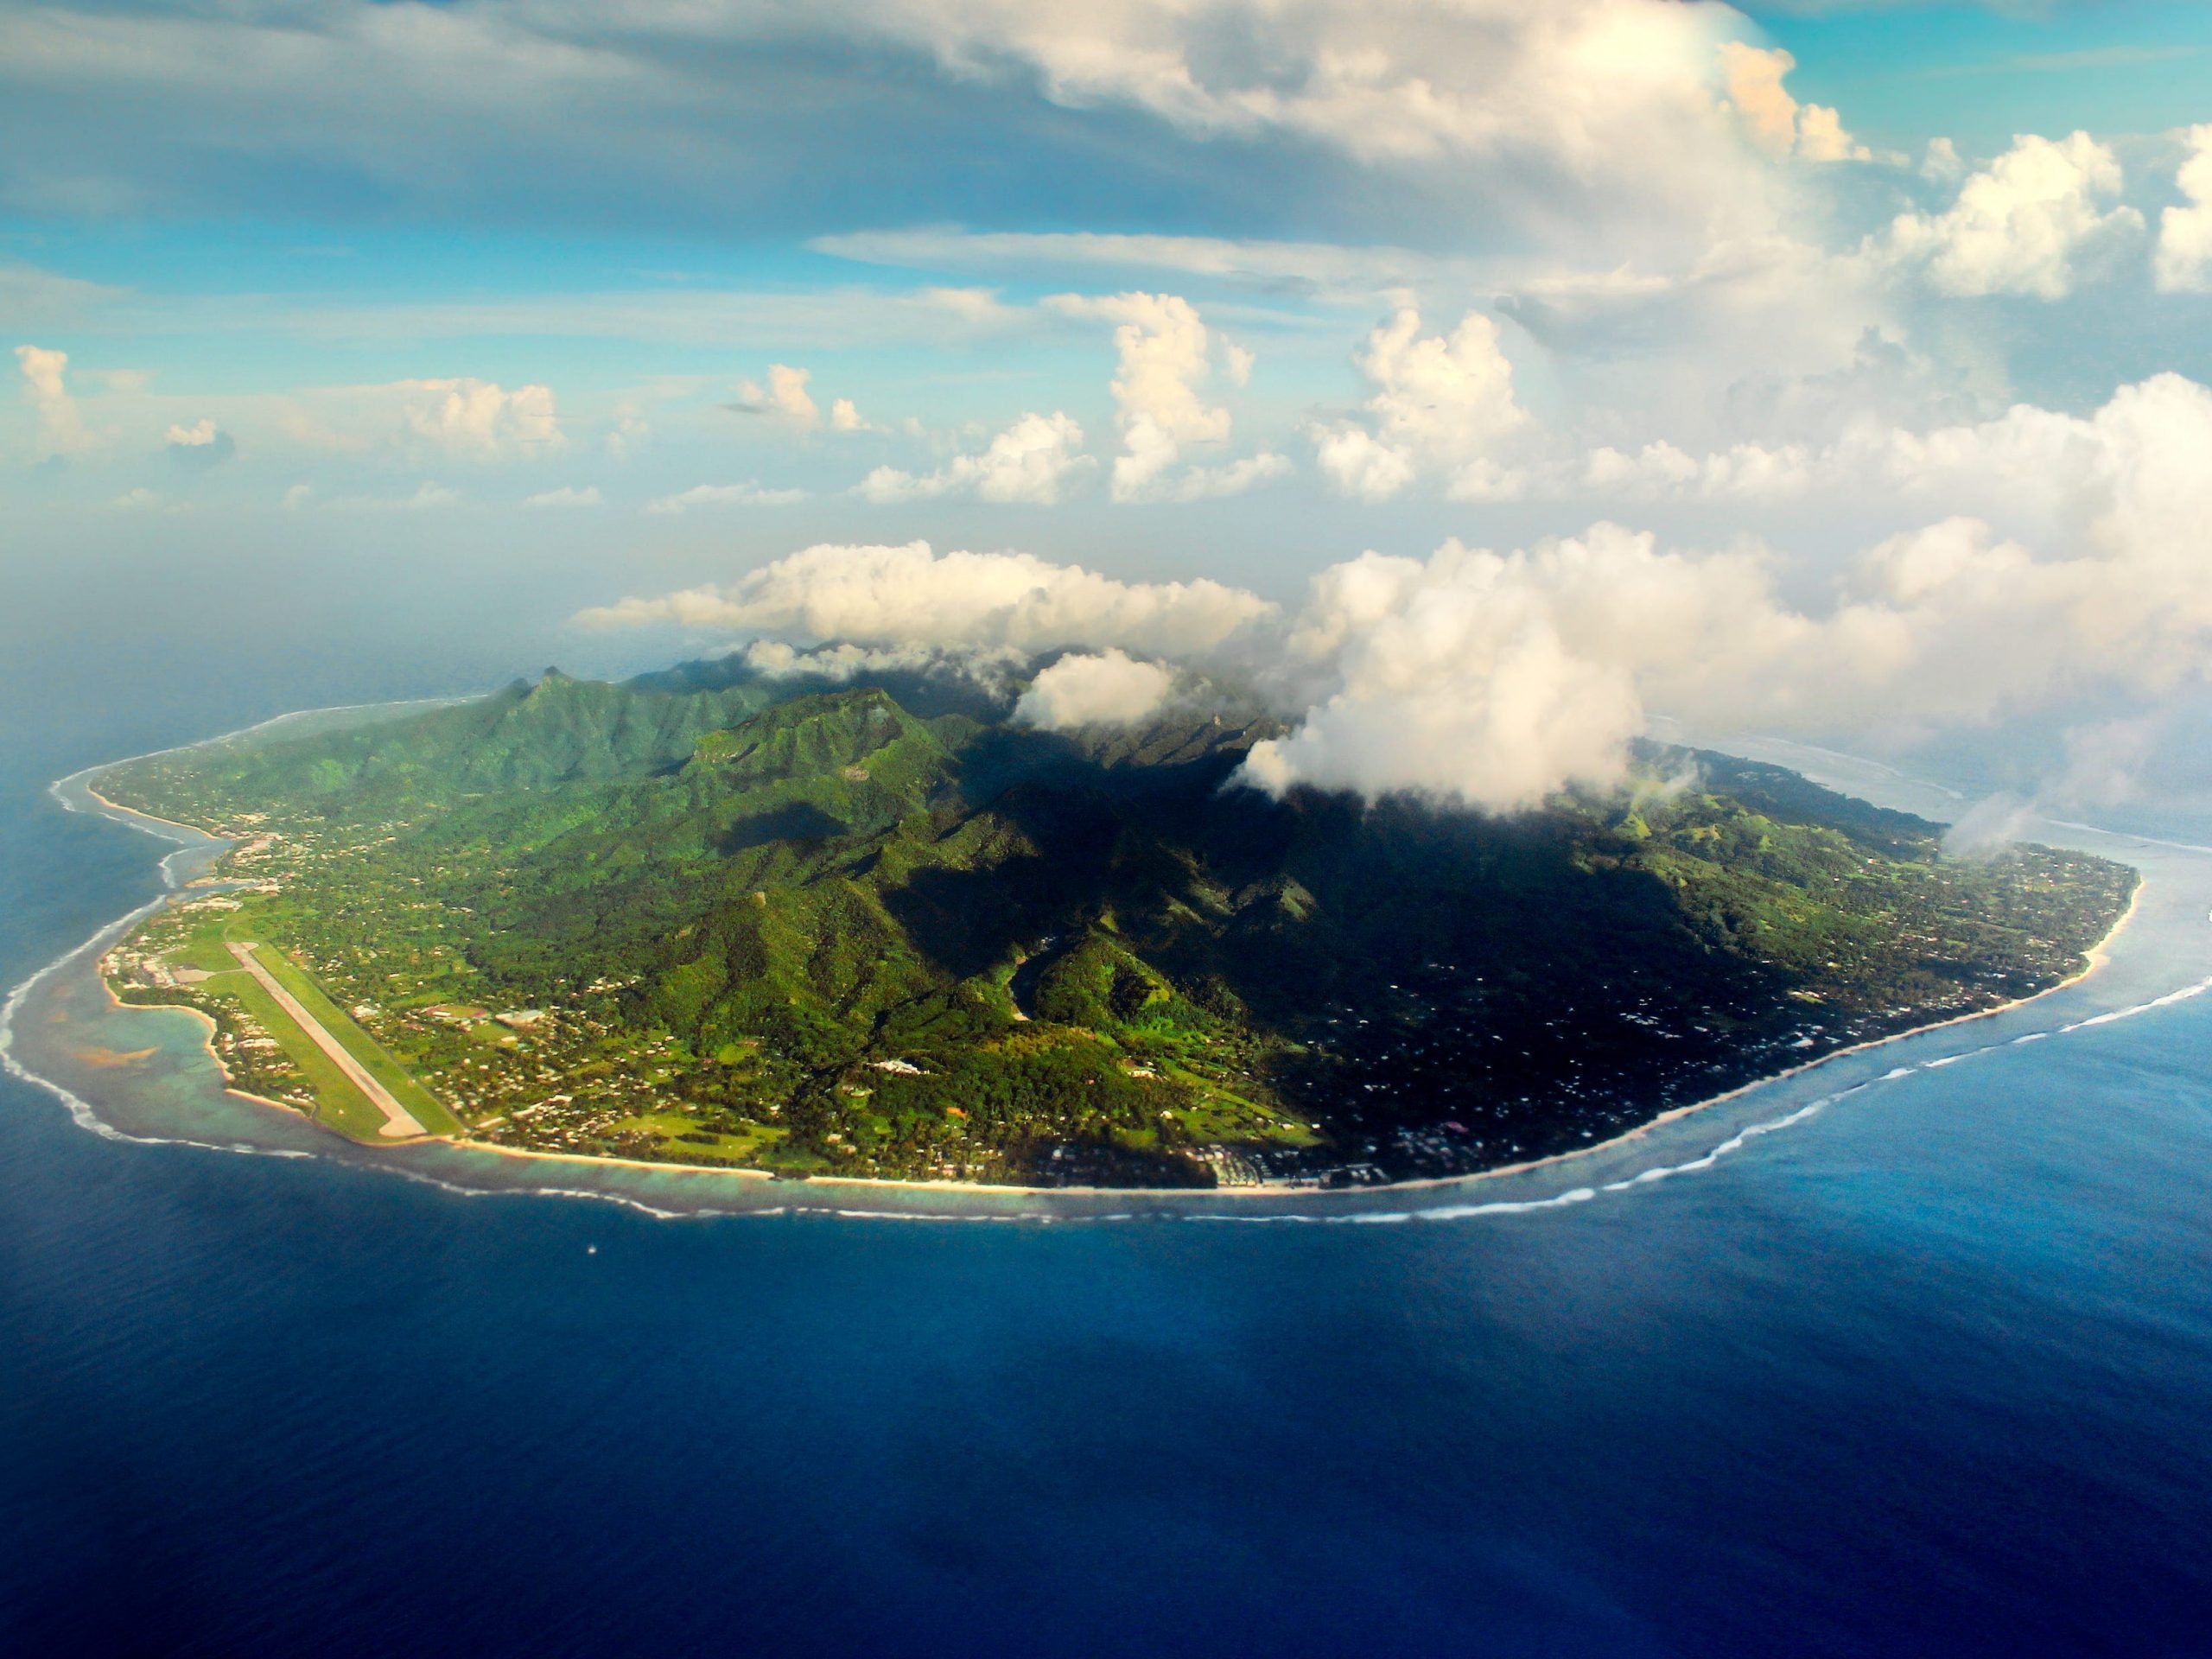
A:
[[4, 661, 2211, 1651], [18, 735, 2209, 1230]]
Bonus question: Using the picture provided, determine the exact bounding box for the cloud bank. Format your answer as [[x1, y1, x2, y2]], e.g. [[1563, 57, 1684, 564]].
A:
[[580, 369, 2212, 811], [576, 539, 1275, 658]]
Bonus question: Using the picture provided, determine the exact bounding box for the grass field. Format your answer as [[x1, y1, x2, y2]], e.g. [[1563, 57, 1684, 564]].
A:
[[601, 1109, 786, 1164], [247, 944, 461, 1135], [159, 908, 460, 1141], [1165, 1067, 1323, 1148], [197, 965, 397, 1140]]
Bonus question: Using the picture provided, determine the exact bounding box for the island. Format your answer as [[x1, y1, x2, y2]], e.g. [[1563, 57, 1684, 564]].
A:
[[90, 657, 2139, 1189]]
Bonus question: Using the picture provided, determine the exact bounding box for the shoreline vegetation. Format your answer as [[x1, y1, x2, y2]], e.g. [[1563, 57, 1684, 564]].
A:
[[62, 671, 2143, 1195], [62, 830, 2147, 1204], [410, 892, 2149, 1203]]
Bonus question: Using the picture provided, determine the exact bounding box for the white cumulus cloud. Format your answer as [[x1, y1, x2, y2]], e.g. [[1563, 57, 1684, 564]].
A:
[[399, 378, 564, 460], [855, 411, 1093, 504], [1885, 131, 2143, 299], [165, 416, 236, 468], [738, 639, 1029, 689], [728, 367, 872, 434], [1047, 290, 1284, 502], [732, 364, 821, 429], [15, 343, 92, 458], [1921, 137, 1965, 184], [1313, 307, 1530, 501], [524, 485, 604, 509], [1311, 428, 1416, 504], [1580, 437, 1815, 502], [2154, 124, 2212, 294], [1238, 528, 1751, 810], [1014, 650, 1179, 729]]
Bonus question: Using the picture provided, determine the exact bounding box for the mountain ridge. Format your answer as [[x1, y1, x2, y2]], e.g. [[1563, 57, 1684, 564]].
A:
[[97, 661, 2139, 1186]]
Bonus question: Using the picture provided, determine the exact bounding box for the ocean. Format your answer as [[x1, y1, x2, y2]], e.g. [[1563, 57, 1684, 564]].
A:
[[3, 578, 2210, 1655]]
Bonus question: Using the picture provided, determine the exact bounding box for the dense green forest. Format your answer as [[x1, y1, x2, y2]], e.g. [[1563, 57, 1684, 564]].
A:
[[99, 659, 2139, 1186]]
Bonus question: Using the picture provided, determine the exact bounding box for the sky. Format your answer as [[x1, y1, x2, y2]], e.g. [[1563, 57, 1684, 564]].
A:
[[10, 0, 2212, 812]]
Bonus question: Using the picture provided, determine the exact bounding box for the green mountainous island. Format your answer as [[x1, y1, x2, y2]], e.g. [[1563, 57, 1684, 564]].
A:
[[92, 658, 2138, 1190]]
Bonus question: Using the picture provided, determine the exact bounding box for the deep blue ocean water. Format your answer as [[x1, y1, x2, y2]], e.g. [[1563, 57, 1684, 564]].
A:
[[3, 566, 2211, 1656]]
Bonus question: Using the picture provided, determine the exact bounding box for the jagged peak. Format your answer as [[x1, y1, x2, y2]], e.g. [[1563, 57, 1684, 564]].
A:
[[688, 685, 939, 777]]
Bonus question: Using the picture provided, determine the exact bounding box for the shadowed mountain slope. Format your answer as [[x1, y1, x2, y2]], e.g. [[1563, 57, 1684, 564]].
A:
[[99, 665, 2138, 1185]]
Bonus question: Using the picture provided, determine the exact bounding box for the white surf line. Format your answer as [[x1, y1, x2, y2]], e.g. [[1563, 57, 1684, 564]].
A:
[[3, 696, 472, 1148], [226, 943, 424, 1139], [7, 750, 778, 1208], [1200, 963, 2212, 1226], [2040, 818, 2212, 859], [22, 888, 2189, 1223], [1392, 970, 2212, 1220], [0, 901, 318, 1160], [18, 704, 2212, 1224], [2057, 973, 2212, 1031]]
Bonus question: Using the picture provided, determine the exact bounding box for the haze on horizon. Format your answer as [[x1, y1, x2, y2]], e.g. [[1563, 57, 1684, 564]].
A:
[[11, 0, 2212, 816]]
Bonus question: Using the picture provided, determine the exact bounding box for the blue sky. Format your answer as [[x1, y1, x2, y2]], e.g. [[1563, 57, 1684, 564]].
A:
[[1751, 3, 2212, 149], [9, 0, 2212, 805]]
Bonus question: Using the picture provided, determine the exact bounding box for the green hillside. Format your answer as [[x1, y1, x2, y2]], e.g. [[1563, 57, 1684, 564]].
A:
[[99, 663, 2139, 1186]]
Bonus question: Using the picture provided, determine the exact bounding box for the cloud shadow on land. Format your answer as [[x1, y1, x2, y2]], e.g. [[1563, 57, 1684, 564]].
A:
[[873, 721, 1821, 1166]]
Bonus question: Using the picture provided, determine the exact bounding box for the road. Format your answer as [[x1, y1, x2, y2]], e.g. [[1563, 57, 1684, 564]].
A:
[[227, 942, 426, 1138]]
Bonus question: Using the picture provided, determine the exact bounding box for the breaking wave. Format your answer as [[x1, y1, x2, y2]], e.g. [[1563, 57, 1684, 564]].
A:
[[11, 723, 2211, 1228]]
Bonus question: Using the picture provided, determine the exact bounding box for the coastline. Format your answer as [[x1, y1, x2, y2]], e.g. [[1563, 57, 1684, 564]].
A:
[[430, 879, 2143, 1201], [22, 741, 2153, 1209], [1407, 874, 2146, 1198], [81, 782, 222, 843], [101, 979, 321, 1128], [72, 775, 317, 1125]]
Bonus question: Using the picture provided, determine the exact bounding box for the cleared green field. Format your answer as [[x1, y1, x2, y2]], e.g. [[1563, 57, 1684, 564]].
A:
[[153, 906, 460, 1141], [197, 966, 398, 1141], [602, 1110, 786, 1164], [246, 943, 461, 1135], [173, 913, 245, 975]]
